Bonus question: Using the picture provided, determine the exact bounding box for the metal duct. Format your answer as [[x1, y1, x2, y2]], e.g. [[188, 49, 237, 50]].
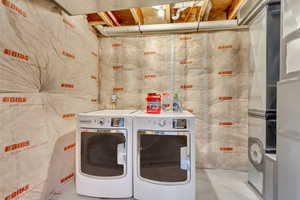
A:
[[96, 20, 248, 37]]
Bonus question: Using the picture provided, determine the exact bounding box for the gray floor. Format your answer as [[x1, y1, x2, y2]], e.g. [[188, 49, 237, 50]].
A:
[[51, 169, 261, 200]]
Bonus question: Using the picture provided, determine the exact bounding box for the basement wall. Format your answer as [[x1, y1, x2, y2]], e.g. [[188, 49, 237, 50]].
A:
[[0, 0, 99, 199], [0, 0, 251, 198], [99, 31, 250, 169]]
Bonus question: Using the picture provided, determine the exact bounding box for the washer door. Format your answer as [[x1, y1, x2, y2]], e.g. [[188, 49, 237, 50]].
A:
[[138, 131, 190, 184], [80, 129, 127, 177], [249, 137, 264, 172]]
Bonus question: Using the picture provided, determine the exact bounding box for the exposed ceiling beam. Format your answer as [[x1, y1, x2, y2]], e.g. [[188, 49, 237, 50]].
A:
[[228, 0, 245, 20], [107, 11, 121, 26], [197, 0, 209, 21], [54, 0, 198, 15], [97, 12, 115, 27], [164, 4, 172, 23], [184, 4, 196, 22], [130, 8, 144, 25], [203, 0, 212, 21]]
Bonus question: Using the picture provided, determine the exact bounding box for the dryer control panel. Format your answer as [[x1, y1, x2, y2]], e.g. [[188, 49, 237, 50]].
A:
[[111, 118, 125, 127], [79, 117, 125, 129], [140, 118, 190, 131], [173, 119, 187, 129]]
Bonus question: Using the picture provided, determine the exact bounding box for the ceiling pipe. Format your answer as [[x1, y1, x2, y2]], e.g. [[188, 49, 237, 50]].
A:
[[172, 7, 187, 20], [96, 20, 248, 37], [172, 1, 206, 21]]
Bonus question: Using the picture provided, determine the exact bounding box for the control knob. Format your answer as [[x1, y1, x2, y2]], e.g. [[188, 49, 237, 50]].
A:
[[158, 119, 167, 127], [98, 119, 105, 126]]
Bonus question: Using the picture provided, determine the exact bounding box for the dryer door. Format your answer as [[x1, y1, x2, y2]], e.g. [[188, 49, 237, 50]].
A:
[[137, 131, 190, 184], [80, 129, 127, 178]]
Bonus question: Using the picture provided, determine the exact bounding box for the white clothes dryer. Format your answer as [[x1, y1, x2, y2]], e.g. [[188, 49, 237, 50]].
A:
[[76, 110, 136, 198], [133, 111, 196, 200]]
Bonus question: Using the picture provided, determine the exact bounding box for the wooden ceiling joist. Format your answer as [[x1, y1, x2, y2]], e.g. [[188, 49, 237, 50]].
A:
[[198, 0, 209, 21], [130, 8, 144, 25], [228, 0, 245, 20], [97, 12, 115, 27], [164, 4, 171, 23], [184, 4, 196, 22], [87, 0, 243, 31], [107, 11, 121, 26]]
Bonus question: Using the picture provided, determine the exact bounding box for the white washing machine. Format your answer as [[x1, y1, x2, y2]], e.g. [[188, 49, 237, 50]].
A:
[[76, 110, 136, 198], [248, 113, 266, 195], [133, 111, 196, 200]]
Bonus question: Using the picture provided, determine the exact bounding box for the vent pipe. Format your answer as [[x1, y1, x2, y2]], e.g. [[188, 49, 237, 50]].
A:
[[96, 20, 248, 37]]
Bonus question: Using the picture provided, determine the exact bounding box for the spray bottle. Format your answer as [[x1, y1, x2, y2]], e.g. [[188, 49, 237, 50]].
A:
[[172, 93, 182, 112]]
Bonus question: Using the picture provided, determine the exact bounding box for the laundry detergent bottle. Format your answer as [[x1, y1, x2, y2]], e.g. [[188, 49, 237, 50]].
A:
[[146, 93, 161, 114]]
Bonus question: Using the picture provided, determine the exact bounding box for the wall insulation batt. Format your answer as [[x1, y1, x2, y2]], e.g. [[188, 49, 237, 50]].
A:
[[0, 0, 251, 198], [99, 31, 250, 169], [0, 0, 99, 199]]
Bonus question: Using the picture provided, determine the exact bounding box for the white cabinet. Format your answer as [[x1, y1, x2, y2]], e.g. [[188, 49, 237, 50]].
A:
[[285, 37, 300, 74], [282, 0, 300, 75], [248, 9, 267, 111], [282, 0, 300, 38]]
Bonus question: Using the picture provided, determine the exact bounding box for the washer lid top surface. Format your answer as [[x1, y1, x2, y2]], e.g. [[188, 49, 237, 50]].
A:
[[134, 111, 195, 118], [79, 110, 137, 117]]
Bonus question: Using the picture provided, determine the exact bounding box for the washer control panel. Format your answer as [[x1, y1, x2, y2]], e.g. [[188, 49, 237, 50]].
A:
[[144, 118, 189, 130], [98, 118, 105, 126], [173, 119, 187, 129], [79, 117, 125, 128], [111, 118, 124, 127], [158, 119, 167, 127], [90, 118, 106, 126]]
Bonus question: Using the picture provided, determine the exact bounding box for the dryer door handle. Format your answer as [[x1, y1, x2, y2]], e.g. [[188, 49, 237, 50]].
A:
[[180, 146, 190, 171], [117, 143, 126, 165]]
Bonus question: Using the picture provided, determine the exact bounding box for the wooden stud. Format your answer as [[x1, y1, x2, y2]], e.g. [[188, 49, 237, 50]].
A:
[[130, 8, 144, 25], [228, 0, 245, 20], [97, 12, 115, 27]]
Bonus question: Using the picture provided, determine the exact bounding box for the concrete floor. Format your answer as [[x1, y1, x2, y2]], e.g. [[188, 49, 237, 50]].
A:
[[51, 169, 261, 200]]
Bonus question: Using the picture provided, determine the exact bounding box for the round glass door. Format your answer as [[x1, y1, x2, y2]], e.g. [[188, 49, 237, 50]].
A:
[[81, 129, 127, 177], [138, 131, 190, 183]]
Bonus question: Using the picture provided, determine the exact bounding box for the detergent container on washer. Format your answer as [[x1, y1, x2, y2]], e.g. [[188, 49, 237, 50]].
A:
[[146, 93, 161, 114]]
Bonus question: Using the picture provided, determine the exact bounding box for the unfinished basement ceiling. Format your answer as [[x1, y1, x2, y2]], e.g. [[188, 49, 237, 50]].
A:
[[54, 0, 193, 15], [86, 0, 245, 29]]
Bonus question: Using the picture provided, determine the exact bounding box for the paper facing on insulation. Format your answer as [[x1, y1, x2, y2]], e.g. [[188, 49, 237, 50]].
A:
[[0, 0, 251, 198], [44, 94, 99, 138], [42, 132, 76, 200], [99, 30, 250, 170], [0, 94, 49, 200], [0, 0, 99, 199]]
